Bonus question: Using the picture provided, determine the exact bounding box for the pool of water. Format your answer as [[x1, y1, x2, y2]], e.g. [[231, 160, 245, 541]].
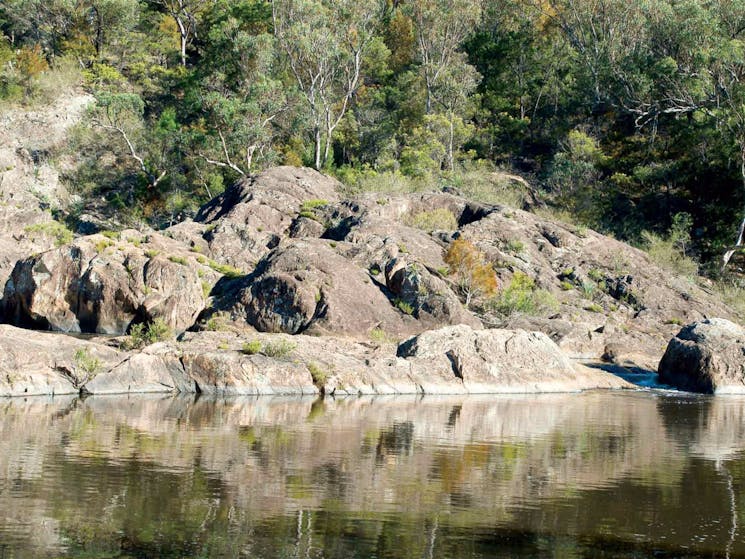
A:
[[1, 391, 745, 558]]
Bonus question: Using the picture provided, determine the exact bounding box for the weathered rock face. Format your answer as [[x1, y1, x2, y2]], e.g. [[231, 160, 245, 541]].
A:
[[3, 232, 206, 335], [181, 351, 317, 396], [193, 166, 342, 269], [398, 325, 627, 393], [458, 207, 738, 369], [658, 319, 745, 393], [0, 93, 93, 289], [0, 323, 631, 398], [83, 349, 192, 395], [228, 239, 415, 336], [0, 324, 124, 397]]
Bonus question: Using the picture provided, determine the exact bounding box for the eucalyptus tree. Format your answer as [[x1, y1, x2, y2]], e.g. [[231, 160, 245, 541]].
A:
[[90, 92, 169, 190], [272, 0, 384, 170], [153, 0, 214, 66], [196, 30, 290, 175], [406, 0, 482, 115]]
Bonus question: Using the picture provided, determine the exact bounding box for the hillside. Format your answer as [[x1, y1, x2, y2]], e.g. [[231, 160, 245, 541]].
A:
[[0, 155, 739, 396]]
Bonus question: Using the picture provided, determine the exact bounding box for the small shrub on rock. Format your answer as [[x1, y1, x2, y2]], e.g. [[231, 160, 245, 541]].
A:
[[490, 272, 559, 317], [122, 318, 172, 350], [307, 362, 329, 386], [445, 238, 498, 308], [261, 339, 296, 359], [24, 221, 73, 247], [74, 348, 101, 379], [405, 208, 458, 232], [241, 340, 262, 355]]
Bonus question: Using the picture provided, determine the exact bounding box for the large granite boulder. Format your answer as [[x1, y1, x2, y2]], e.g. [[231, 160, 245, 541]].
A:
[[0, 324, 124, 396], [658, 318, 745, 393], [3, 233, 206, 335], [230, 238, 414, 336], [193, 166, 342, 269], [398, 325, 628, 393]]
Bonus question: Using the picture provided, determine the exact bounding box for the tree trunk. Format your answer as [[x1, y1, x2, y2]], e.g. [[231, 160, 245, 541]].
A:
[[447, 111, 455, 171], [323, 125, 333, 169], [175, 16, 188, 67], [314, 126, 322, 170]]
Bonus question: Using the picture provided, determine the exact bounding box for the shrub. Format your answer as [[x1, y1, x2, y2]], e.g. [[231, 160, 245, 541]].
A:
[[123, 318, 172, 350], [95, 239, 113, 253], [168, 255, 188, 266], [370, 327, 396, 344], [506, 239, 525, 254], [24, 221, 73, 247], [394, 298, 415, 315], [206, 259, 244, 278], [405, 208, 458, 232], [307, 362, 329, 386], [445, 238, 498, 308], [261, 339, 296, 359], [241, 340, 262, 355], [716, 280, 745, 319], [643, 230, 698, 278], [101, 230, 120, 240], [336, 167, 425, 195], [74, 348, 101, 378], [490, 272, 559, 317]]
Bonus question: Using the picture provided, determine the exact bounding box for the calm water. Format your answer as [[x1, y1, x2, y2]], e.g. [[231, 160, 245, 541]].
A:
[[2, 392, 745, 558]]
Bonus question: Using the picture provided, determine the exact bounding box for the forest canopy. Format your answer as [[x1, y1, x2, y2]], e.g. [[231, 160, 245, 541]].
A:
[[3, 0, 745, 273]]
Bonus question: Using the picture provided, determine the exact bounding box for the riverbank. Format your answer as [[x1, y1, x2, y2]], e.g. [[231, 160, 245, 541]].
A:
[[0, 323, 631, 397]]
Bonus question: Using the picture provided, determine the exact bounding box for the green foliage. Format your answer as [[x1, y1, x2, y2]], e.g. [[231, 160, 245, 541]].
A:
[[261, 339, 296, 359], [168, 255, 188, 266], [306, 362, 329, 386], [394, 298, 415, 315], [505, 239, 524, 254], [370, 327, 396, 344], [490, 271, 559, 318], [642, 225, 699, 279], [6, 0, 745, 272], [205, 260, 244, 278], [716, 280, 745, 319], [405, 208, 458, 232], [123, 319, 172, 350], [24, 221, 73, 246], [74, 348, 101, 378], [298, 199, 328, 221], [241, 340, 262, 355]]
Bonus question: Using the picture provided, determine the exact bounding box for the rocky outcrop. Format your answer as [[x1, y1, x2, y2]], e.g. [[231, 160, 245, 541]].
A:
[[3, 231, 207, 335], [230, 238, 412, 336], [193, 166, 342, 269], [204, 237, 480, 337], [1, 162, 742, 383], [398, 325, 627, 393], [658, 318, 745, 393], [0, 323, 631, 397], [0, 324, 123, 396], [459, 207, 736, 369], [0, 93, 93, 288]]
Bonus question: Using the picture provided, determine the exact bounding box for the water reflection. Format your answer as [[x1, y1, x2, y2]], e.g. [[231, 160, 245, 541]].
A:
[[1, 392, 745, 558]]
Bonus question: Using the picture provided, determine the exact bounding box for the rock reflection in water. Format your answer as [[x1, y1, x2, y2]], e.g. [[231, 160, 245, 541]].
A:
[[1, 392, 745, 558]]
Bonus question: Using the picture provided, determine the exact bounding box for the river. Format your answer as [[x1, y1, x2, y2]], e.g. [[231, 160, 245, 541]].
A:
[[1, 391, 744, 558]]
